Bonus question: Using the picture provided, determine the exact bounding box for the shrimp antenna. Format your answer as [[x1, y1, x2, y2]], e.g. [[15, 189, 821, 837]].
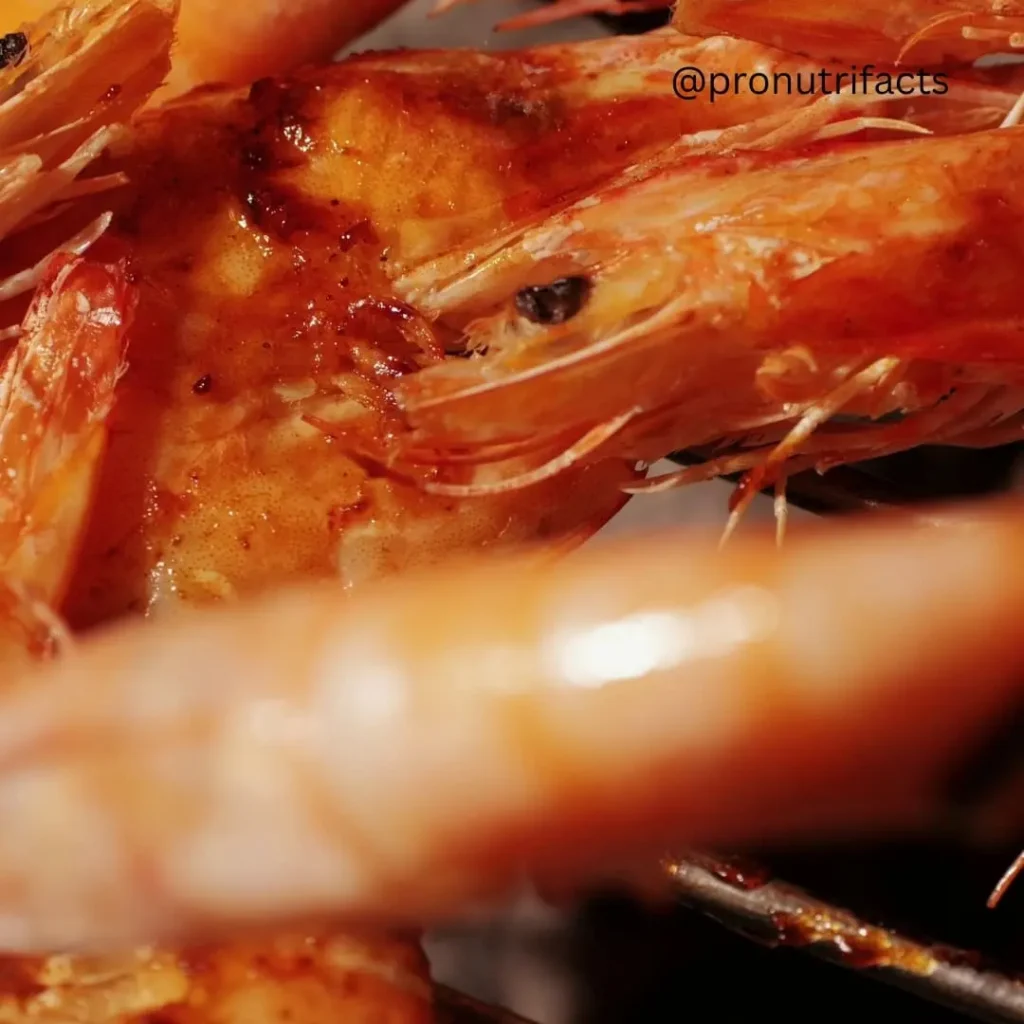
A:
[[896, 11, 973, 64], [987, 850, 1024, 909]]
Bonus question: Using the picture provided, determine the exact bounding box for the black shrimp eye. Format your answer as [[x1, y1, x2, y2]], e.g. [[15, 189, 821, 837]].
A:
[[514, 276, 591, 326], [0, 32, 28, 70]]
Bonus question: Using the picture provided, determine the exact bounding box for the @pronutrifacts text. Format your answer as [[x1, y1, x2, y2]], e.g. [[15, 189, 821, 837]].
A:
[[672, 65, 949, 102]]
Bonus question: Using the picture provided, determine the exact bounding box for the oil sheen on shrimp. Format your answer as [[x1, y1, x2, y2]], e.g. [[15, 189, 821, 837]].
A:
[[674, 0, 1024, 66]]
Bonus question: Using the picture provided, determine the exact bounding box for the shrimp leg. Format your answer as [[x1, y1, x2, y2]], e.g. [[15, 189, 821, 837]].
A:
[[0, 497, 1021, 953]]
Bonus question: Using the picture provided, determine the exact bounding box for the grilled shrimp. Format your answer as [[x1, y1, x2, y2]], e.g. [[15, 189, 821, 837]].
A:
[[0, 0, 174, 332], [0, 927, 434, 1023], [38, 20, 773, 626], [392, 118, 1024, 531], [51, 10, 1005, 627], [42, 2, 1022, 612], [6, 0, 1024, 988]]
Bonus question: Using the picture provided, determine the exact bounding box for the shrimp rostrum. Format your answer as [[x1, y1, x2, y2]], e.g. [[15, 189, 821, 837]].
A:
[[6, 0, 1024, 1016]]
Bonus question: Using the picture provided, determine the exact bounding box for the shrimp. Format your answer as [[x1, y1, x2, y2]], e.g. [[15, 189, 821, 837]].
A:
[[389, 111, 1024, 534], [0, 927, 435, 1022], [673, 0, 1024, 67], [0, 494, 1019, 952], [47, 5, 1023, 614], [39, 13, 972, 629], [0, 254, 133, 668], [5, 0, 1024, 992], [34, 18, 793, 625]]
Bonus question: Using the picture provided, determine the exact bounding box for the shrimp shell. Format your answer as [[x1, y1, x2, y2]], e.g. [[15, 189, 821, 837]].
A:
[[1, 497, 1024, 952]]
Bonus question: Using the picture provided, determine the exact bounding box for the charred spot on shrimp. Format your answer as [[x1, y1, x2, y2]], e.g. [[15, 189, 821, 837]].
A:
[[514, 277, 591, 325], [0, 32, 27, 70], [247, 75, 321, 159]]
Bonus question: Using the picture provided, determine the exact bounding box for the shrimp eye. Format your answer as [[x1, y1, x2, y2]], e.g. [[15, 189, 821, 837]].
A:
[[514, 276, 590, 325], [0, 32, 27, 70]]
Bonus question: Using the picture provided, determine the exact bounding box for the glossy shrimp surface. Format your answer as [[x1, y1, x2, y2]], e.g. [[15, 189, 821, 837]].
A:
[[0, 497, 1023, 952], [38, 26, 815, 626]]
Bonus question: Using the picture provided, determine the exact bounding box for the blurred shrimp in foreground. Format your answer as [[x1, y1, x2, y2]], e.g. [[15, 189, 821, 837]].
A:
[[1, 496, 1024, 953]]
